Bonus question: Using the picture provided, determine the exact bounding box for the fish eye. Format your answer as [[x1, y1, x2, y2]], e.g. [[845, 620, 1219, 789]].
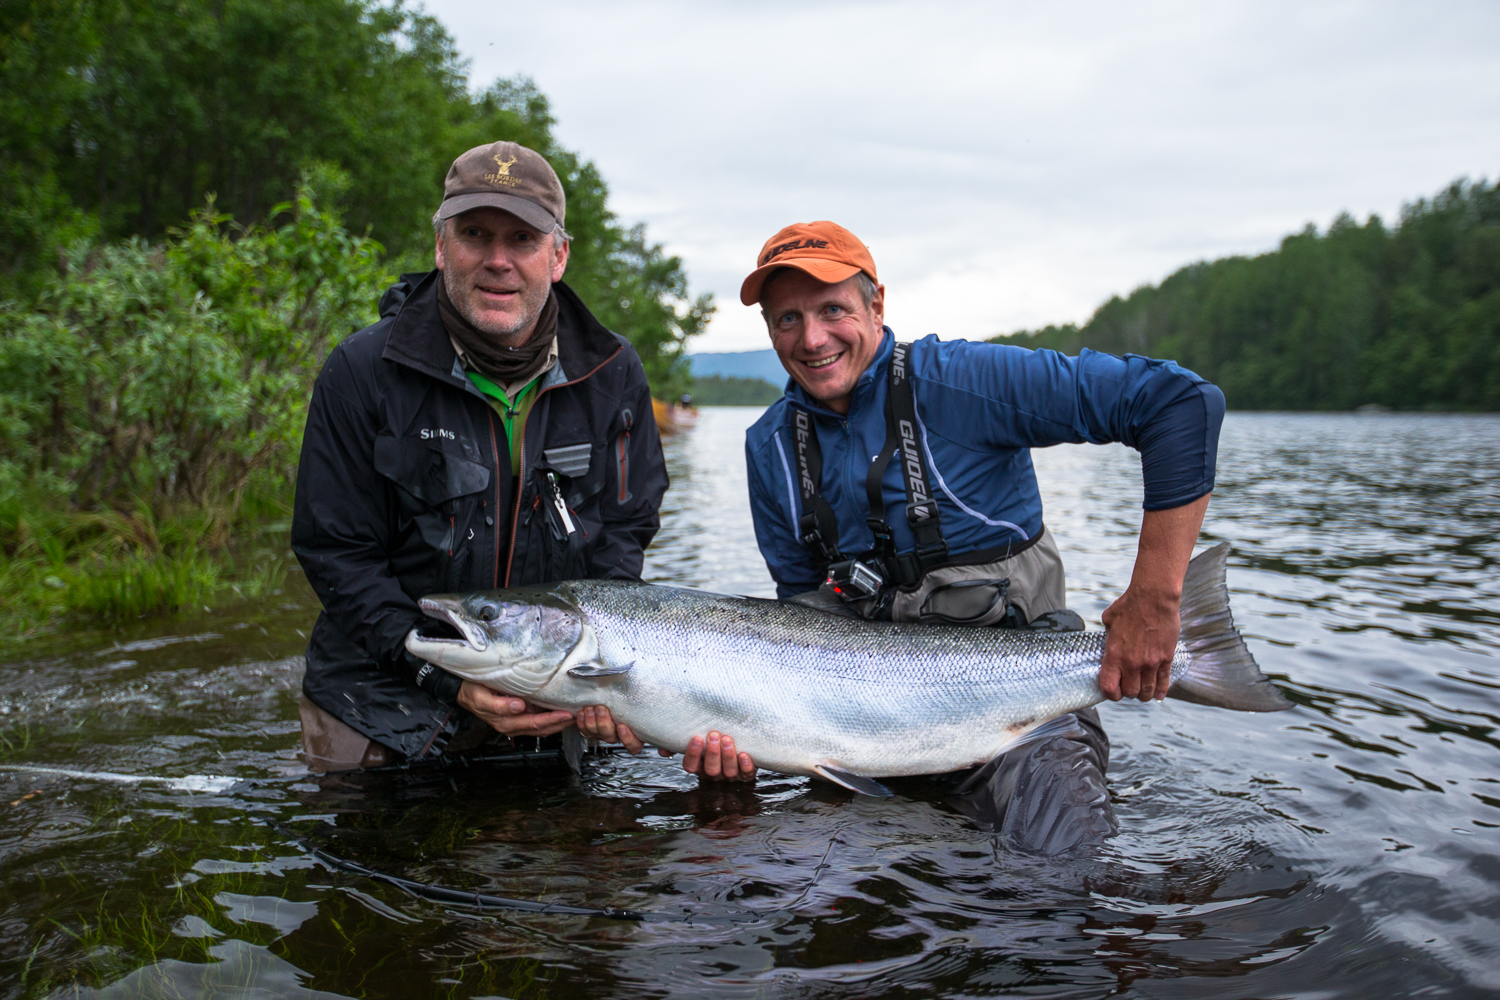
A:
[[476, 603, 500, 622]]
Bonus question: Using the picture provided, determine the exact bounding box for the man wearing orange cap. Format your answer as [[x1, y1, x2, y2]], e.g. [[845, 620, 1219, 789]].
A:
[[700, 221, 1226, 850]]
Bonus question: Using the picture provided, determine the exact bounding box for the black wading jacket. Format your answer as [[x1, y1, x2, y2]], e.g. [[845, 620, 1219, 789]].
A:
[[291, 271, 667, 758]]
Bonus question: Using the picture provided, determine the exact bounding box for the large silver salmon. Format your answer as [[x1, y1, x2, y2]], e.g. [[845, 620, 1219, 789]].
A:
[[406, 544, 1291, 795]]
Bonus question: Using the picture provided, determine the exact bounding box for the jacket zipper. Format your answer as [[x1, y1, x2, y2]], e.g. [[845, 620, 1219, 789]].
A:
[[616, 408, 633, 503], [488, 408, 503, 588], [504, 409, 526, 588], [499, 344, 624, 588], [546, 471, 577, 535]]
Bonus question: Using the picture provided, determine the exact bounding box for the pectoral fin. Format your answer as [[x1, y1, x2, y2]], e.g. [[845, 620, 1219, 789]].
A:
[[813, 764, 893, 798], [562, 726, 585, 774], [567, 660, 634, 679]]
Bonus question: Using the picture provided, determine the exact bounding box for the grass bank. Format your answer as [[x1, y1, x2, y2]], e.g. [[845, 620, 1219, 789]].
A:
[[0, 483, 298, 638]]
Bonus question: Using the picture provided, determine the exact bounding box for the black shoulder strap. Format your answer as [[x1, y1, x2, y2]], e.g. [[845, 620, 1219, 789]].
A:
[[885, 342, 947, 586], [793, 342, 948, 586], [791, 407, 843, 568]]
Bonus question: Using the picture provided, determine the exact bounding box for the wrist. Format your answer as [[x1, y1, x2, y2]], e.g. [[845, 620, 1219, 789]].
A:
[[1124, 580, 1182, 609], [406, 650, 464, 704]]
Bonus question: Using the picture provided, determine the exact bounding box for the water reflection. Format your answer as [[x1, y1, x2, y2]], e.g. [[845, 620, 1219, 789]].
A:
[[2, 410, 1499, 997]]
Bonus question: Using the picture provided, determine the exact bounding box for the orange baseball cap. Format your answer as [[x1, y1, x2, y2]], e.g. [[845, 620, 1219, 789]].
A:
[[739, 221, 878, 306]]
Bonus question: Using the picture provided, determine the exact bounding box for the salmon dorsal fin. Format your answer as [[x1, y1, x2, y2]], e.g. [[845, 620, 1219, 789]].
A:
[[813, 764, 893, 798]]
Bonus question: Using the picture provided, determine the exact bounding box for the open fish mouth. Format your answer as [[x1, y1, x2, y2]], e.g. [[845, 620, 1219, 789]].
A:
[[416, 596, 489, 653]]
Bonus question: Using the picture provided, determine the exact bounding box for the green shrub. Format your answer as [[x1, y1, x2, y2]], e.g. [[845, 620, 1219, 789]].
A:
[[0, 183, 385, 517], [0, 183, 380, 633]]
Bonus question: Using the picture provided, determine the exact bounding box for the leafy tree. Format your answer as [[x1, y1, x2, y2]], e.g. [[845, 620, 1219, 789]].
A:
[[1, 0, 708, 391], [0, 0, 99, 297]]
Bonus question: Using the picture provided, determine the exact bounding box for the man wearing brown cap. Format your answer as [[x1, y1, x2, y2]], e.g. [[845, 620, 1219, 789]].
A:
[[719, 221, 1227, 850], [291, 141, 663, 769]]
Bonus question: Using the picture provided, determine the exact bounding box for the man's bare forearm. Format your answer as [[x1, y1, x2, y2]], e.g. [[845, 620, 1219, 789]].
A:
[[1098, 493, 1211, 701], [1129, 493, 1211, 600]]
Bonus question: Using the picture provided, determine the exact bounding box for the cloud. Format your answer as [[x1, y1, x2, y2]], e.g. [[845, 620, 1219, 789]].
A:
[[426, 0, 1500, 350]]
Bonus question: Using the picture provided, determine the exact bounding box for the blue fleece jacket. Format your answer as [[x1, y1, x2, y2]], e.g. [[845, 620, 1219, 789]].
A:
[[745, 330, 1225, 599]]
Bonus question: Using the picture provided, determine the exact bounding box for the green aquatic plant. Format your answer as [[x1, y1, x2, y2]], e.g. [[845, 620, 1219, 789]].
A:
[[63, 550, 223, 619], [0, 497, 299, 635]]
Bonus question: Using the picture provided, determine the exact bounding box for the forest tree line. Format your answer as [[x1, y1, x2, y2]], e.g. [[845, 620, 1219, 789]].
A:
[[687, 375, 783, 407], [1, 0, 711, 390], [994, 179, 1500, 411]]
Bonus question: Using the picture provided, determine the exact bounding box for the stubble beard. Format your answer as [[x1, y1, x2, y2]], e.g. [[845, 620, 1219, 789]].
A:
[[442, 261, 552, 347]]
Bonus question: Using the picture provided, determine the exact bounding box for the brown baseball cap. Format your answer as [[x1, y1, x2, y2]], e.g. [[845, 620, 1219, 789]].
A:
[[436, 140, 565, 232], [739, 221, 878, 306]]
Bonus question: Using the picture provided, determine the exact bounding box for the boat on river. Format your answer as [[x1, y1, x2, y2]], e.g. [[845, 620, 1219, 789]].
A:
[[652, 396, 698, 435]]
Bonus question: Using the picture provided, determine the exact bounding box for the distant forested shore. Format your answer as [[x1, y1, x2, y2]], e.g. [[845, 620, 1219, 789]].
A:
[[687, 375, 783, 406], [993, 179, 1499, 411]]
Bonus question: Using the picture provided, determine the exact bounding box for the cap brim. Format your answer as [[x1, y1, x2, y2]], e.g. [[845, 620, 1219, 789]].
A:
[[739, 259, 862, 306], [437, 192, 558, 232]]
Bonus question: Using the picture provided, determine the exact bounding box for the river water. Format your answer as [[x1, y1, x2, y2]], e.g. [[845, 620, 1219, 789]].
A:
[[2, 408, 1498, 999]]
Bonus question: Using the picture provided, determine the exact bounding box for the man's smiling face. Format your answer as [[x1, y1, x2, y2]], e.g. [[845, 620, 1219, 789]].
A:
[[435, 206, 569, 344], [761, 268, 885, 414]]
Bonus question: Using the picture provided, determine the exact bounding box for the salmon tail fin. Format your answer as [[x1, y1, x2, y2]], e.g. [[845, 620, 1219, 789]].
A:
[[1167, 543, 1294, 712]]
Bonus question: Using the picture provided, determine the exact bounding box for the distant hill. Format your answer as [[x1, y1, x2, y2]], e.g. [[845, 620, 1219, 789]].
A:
[[687, 350, 787, 385]]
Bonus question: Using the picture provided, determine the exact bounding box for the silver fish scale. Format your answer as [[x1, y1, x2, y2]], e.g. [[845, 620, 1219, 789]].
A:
[[535, 581, 1163, 779]]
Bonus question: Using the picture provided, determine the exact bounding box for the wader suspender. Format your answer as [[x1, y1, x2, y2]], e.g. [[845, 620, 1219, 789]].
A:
[[793, 407, 844, 569], [793, 342, 949, 589]]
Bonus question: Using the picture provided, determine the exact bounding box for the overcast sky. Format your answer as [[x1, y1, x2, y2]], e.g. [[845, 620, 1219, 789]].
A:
[[424, 0, 1500, 353]]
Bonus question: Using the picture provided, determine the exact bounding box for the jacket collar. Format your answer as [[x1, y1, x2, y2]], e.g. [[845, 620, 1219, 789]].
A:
[[381, 271, 621, 391], [783, 327, 896, 419]]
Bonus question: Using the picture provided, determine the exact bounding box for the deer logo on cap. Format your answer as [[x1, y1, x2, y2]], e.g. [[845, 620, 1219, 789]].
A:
[[485, 154, 520, 187]]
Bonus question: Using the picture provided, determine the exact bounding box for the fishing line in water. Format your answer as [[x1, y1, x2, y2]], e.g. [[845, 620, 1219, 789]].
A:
[[0, 764, 241, 793], [273, 822, 652, 921], [270, 822, 757, 926]]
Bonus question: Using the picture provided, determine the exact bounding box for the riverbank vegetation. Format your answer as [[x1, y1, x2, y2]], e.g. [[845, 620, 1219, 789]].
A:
[[994, 178, 1500, 411], [0, 0, 711, 633]]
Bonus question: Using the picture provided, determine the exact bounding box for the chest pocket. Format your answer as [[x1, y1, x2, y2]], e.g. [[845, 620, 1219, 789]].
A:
[[374, 434, 491, 506], [541, 441, 604, 508]]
